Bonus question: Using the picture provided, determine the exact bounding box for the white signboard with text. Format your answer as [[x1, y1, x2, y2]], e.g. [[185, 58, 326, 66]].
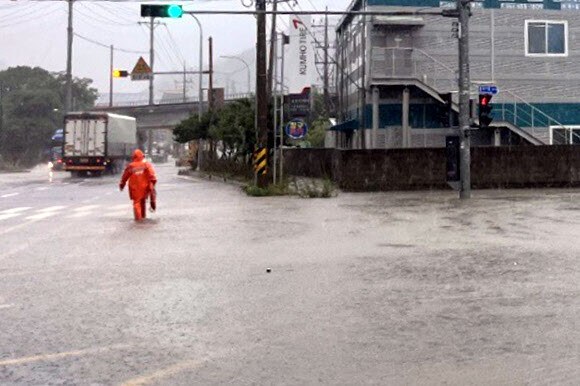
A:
[[285, 15, 316, 94]]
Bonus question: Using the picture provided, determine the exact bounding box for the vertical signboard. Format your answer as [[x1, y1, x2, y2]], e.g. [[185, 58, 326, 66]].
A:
[[286, 15, 316, 94]]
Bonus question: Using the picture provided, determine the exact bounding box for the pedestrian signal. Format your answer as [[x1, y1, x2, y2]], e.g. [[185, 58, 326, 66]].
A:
[[479, 94, 494, 129]]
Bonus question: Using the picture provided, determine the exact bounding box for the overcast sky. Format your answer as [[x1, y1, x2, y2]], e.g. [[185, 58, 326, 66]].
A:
[[0, 0, 351, 101]]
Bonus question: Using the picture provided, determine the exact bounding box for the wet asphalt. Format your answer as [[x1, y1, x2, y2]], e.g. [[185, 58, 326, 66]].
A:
[[0, 163, 579, 385]]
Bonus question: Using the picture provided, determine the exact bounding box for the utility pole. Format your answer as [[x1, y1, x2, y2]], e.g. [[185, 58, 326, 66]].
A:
[[182, 62, 187, 103], [190, 15, 204, 171], [208, 37, 214, 112], [457, 0, 471, 199], [149, 16, 155, 105], [279, 33, 287, 183], [65, 0, 74, 113], [359, 5, 367, 149], [273, 34, 278, 185], [256, 0, 268, 187], [323, 6, 330, 114], [267, 0, 277, 99], [109, 45, 114, 107]]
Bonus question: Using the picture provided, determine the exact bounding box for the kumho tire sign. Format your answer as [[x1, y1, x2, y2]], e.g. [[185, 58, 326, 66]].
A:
[[286, 15, 316, 94]]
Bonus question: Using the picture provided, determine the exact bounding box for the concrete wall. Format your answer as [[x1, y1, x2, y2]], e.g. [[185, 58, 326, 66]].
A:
[[283, 146, 580, 191]]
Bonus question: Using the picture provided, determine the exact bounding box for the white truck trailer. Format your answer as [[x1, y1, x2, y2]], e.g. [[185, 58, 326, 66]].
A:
[[63, 112, 137, 176]]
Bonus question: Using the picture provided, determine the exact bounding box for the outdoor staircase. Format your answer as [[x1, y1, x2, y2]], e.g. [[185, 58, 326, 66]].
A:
[[371, 46, 571, 145]]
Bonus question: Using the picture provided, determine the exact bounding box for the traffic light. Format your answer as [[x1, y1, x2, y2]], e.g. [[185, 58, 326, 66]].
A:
[[141, 4, 183, 18], [113, 69, 129, 78], [479, 93, 493, 129]]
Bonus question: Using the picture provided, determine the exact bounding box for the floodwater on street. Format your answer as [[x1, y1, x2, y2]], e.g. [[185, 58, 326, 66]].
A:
[[0, 163, 578, 385]]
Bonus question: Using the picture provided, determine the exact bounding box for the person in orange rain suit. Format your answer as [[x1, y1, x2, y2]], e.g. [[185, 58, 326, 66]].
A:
[[119, 149, 157, 221]]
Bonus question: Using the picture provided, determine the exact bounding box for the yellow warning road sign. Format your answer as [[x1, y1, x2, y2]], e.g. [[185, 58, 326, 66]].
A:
[[131, 57, 152, 81]]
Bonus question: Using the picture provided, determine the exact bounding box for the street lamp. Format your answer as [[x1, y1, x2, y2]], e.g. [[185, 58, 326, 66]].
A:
[[190, 14, 204, 120], [190, 14, 204, 172], [220, 55, 251, 96]]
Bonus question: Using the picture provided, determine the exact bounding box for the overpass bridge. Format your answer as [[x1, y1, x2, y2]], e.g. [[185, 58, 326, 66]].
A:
[[91, 93, 251, 153], [93, 101, 204, 131]]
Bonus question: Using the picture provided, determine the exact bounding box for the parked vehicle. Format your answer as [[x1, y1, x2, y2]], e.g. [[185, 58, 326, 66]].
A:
[[63, 112, 137, 177], [48, 129, 64, 171]]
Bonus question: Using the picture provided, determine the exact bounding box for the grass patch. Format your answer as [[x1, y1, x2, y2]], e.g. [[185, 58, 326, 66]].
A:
[[243, 178, 337, 198], [243, 182, 290, 197]]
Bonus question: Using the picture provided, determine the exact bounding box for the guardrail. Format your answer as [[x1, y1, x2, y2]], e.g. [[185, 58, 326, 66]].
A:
[[95, 92, 254, 108]]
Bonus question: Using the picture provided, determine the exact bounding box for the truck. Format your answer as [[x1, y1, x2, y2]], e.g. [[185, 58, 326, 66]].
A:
[[63, 112, 137, 177]]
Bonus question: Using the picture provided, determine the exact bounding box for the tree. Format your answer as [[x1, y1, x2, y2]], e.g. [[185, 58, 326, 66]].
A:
[[306, 118, 330, 148], [0, 66, 98, 168], [174, 98, 256, 161]]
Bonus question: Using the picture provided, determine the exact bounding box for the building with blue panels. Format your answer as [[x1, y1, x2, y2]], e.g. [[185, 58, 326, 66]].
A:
[[332, 0, 580, 148]]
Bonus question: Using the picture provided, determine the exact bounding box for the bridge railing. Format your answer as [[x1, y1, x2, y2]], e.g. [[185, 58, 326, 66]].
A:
[[95, 92, 254, 108]]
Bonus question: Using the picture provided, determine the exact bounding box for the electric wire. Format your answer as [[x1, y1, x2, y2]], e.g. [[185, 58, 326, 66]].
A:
[[77, 2, 138, 26], [0, 4, 62, 28], [83, 2, 141, 26], [163, 25, 186, 64], [74, 32, 148, 54]]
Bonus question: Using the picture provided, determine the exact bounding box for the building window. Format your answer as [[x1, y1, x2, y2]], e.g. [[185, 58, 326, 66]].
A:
[[526, 20, 567, 56]]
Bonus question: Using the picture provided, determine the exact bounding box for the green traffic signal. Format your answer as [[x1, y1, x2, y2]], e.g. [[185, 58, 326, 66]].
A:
[[167, 4, 183, 18], [141, 4, 183, 18]]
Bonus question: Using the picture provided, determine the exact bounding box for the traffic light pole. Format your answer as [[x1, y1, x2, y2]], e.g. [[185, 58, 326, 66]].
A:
[[457, 0, 471, 199]]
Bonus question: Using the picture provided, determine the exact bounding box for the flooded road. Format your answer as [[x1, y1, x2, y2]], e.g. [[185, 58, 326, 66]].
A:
[[0, 164, 578, 384]]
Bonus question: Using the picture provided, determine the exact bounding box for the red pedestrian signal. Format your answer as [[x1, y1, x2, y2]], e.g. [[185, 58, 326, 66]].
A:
[[478, 94, 493, 129]]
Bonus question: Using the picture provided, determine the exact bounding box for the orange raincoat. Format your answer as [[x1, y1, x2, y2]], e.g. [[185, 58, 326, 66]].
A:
[[119, 149, 157, 221]]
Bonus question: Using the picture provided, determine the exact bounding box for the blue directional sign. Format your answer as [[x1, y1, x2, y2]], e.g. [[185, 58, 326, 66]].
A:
[[479, 85, 498, 95]]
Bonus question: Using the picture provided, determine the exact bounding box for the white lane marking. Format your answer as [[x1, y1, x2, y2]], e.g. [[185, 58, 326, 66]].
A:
[[0, 243, 31, 261], [26, 212, 58, 221], [0, 304, 15, 310], [1, 193, 19, 198], [35, 187, 49, 191], [176, 176, 200, 182], [110, 204, 128, 210], [104, 211, 127, 218], [74, 205, 100, 212], [0, 207, 31, 214], [66, 212, 92, 219], [0, 219, 42, 237], [0, 344, 131, 366], [0, 213, 20, 221], [121, 359, 207, 386], [81, 197, 100, 203], [36, 206, 66, 213]]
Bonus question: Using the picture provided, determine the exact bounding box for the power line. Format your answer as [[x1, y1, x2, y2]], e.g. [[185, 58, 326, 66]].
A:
[[0, 5, 62, 29], [156, 27, 185, 68], [77, 3, 138, 26], [74, 32, 147, 54], [84, 2, 141, 26], [163, 25, 186, 64]]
